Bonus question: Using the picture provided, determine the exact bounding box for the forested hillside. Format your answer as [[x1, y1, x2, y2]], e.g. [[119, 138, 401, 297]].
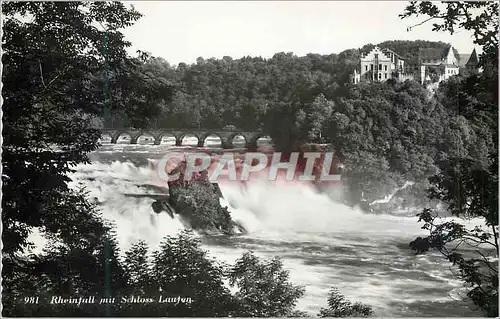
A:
[[107, 40, 456, 131]]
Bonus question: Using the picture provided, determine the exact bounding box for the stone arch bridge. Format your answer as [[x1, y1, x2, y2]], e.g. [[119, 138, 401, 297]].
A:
[[101, 129, 270, 149]]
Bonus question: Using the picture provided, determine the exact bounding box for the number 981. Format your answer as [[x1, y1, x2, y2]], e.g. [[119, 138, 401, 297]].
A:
[[24, 297, 39, 304]]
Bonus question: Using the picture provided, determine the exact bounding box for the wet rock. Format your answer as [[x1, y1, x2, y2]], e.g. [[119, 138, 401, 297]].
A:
[[151, 200, 175, 219], [165, 158, 246, 236], [359, 200, 374, 214], [230, 220, 246, 234], [138, 184, 169, 194], [409, 236, 430, 254]]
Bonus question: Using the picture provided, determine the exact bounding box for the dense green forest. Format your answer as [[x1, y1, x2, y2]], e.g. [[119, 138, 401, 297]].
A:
[[105, 39, 459, 131], [2, 0, 497, 317]]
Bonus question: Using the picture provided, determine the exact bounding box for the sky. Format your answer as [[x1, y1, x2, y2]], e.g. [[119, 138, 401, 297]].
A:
[[123, 1, 478, 65]]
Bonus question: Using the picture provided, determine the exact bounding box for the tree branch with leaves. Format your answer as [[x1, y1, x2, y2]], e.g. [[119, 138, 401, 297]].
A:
[[401, 1, 498, 67]]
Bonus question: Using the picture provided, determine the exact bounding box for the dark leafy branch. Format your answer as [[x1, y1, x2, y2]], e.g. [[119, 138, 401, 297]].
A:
[[401, 1, 499, 67]]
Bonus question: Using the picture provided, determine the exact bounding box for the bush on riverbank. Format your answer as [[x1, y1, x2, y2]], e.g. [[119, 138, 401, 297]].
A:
[[229, 252, 305, 317], [318, 287, 373, 317], [121, 231, 372, 317], [4, 229, 311, 317]]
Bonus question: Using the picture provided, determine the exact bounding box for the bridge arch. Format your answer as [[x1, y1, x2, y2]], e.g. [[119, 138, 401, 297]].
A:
[[131, 131, 156, 145], [198, 132, 223, 147], [100, 132, 113, 144], [224, 132, 248, 149], [112, 131, 133, 144], [177, 132, 200, 147], [155, 132, 178, 145]]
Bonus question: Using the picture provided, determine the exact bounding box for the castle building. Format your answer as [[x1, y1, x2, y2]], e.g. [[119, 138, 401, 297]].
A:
[[351, 46, 413, 84], [351, 45, 480, 85], [416, 46, 460, 84]]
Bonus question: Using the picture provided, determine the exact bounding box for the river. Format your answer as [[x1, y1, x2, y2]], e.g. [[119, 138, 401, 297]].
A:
[[50, 136, 483, 316]]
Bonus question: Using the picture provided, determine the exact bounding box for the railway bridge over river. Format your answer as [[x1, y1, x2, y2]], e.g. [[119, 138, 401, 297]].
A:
[[101, 128, 270, 149]]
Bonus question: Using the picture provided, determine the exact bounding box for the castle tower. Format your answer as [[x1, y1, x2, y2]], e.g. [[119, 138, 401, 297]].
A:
[[466, 48, 479, 73]]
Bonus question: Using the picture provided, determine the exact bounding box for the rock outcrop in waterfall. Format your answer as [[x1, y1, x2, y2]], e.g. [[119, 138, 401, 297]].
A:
[[152, 158, 246, 235]]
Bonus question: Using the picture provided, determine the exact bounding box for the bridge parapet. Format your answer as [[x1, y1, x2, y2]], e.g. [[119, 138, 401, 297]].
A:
[[101, 128, 269, 149]]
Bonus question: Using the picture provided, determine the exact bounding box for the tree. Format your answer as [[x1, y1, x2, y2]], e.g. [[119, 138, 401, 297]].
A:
[[402, 1, 499, 316], [111, 52, 176, 129], [2, 188, 128, 316], [118, 233, 307, 317], [0, 2, 166, 316], [401, 1, 498, 67], [263, 100, 308, 152], [318, 287, 373, 317], [323, 80, 443, 207], [304, 94, 334, 142], [410, 156, 498, 316], [146, 231, 237, 317], [228, 252, 305, 317], [1, 0, 143, 254]]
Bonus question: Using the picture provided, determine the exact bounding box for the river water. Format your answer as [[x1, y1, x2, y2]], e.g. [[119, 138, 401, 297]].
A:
[[54, 137, 483, 316]]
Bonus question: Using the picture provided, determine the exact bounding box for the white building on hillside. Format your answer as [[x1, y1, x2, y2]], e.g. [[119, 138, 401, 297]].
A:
[[351, 44, 480, 85], [351, 46, 413, 84], [417, 46, 460, 84]]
